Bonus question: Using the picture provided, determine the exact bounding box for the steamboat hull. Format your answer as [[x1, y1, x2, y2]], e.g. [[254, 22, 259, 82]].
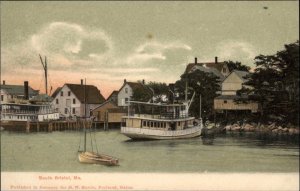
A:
[[121, 126, 202, 140]]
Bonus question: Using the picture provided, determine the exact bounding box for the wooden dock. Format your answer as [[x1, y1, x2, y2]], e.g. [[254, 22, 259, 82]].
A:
[[1, 120, 122, 132]]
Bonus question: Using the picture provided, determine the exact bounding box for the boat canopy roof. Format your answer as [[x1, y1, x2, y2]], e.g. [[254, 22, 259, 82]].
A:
[[128, 101, 187, 107]]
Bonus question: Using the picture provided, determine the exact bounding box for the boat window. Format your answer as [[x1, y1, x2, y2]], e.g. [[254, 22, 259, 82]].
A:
[[164, 123, 166, 128], [178, 122, 181, 126], [143, 120, 146, 127], [151, 122, 153, 127]]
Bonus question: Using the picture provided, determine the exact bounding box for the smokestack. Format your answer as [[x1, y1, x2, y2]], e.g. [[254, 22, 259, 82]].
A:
[[124, 79, 127, 83], [81, 79, 83, 85], [215, 56, 218, 64], [195, 57, 198, 64], [24, 81, 29, 100], [3, 80, 5, 85]]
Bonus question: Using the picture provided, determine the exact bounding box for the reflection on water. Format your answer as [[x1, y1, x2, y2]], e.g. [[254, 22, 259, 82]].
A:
[[1, 130, 299, 173]]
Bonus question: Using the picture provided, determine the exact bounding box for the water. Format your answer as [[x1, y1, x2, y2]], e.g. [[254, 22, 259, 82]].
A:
[[1, 130, 299, 172]]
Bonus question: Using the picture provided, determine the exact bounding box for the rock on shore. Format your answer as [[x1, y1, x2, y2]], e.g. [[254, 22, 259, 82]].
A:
[[222, 122, 299, 135]]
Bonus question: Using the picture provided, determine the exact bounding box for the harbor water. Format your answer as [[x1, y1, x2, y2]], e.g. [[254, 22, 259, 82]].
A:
[[1, 129, 299, 172]]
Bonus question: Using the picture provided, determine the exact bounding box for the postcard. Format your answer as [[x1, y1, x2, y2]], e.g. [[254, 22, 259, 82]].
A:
[[1, 1, 299, 191]]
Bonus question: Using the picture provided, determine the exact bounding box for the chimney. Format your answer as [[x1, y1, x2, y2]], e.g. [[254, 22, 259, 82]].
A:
[[81, 79, 83, 85], [124, 79, 127, 83], [24, 81, 29, 100], [195, 57, 198, 64], [215, 56, 218, 64], [3, 80, 5, 85]]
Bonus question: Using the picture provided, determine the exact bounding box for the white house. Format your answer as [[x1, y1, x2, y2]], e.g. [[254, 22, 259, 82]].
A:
[[214, 70, 260, 113], [51, 82, 105, 118], [117, 80, 152, 107]]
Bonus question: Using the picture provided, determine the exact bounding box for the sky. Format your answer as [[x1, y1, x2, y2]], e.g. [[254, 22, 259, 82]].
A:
[[1, 1, 299, 98]]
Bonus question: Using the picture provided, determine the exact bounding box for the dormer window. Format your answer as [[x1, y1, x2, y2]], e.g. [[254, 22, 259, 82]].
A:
[[60, 91, 63, 96], [68, 91, 71, 96]]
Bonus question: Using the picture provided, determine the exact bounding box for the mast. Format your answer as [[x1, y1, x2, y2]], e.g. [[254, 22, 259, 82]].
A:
[[199, 94, 202, 119], [84, 78, 87, 152], [185, 79, 188, 101], [39, 55, 48, 95]]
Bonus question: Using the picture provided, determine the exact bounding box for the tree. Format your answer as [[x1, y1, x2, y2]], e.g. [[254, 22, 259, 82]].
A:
[[175, 70, 221, 120], [224, 60, 250, 72], [147, 81, 170, 102], [243, 41, 299, 124]]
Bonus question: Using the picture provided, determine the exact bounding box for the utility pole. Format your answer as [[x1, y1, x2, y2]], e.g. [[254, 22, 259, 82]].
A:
[[39, 55, 48, 95]]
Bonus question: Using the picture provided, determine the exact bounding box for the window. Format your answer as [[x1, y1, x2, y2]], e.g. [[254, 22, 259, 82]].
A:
[[1, 95, 3, 101], [125, 98, 129, 104], [125, 88, 128, 93], [73, 98, 76, 104], [72, 108, 75, 114], [60, 91, 63, 96], [66, 99, 71, 107], [143, 121, 146, 127], [68, 91, 71, 96], [223, 67, 227, 73], [224, 100, 227, 104], [56, 99, 59, 104], [65, 108, 68, 114]]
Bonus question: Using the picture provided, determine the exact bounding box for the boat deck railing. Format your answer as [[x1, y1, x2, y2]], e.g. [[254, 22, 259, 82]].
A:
[[127, 112, 191, 120]]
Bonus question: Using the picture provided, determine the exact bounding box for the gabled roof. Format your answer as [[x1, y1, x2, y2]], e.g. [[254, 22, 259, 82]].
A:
[[233, 70, 249, 82], [119, 81, 153, 96], [66, 84, 105, 104], [185, 61, 227, 74], [0, 84, 39, 96], [223, 70, 250, 83], [190, 65, 225, 81], [107, 90, 119, 100], [91, 99, 117, 111], [51, 87, 62, 98], [51, 84, 105, 104]]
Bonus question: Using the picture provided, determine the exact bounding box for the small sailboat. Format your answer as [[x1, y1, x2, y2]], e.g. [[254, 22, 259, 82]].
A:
[[77, 79, 119, 166]]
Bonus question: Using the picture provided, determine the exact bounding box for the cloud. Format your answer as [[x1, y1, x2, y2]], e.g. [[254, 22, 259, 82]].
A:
[[1, 22, 193, 96], [215, 40, 257, 67], [124, 41, 192, 65]]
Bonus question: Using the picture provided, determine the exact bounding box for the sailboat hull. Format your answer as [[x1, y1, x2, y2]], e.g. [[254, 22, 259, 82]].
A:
[[78, 151, 119, 166]]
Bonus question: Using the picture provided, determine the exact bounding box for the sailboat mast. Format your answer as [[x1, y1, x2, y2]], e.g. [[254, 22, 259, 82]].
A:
[[45, 56, 48, 95], [39, 54, 48, 95], [84, 78, 87, 152]]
